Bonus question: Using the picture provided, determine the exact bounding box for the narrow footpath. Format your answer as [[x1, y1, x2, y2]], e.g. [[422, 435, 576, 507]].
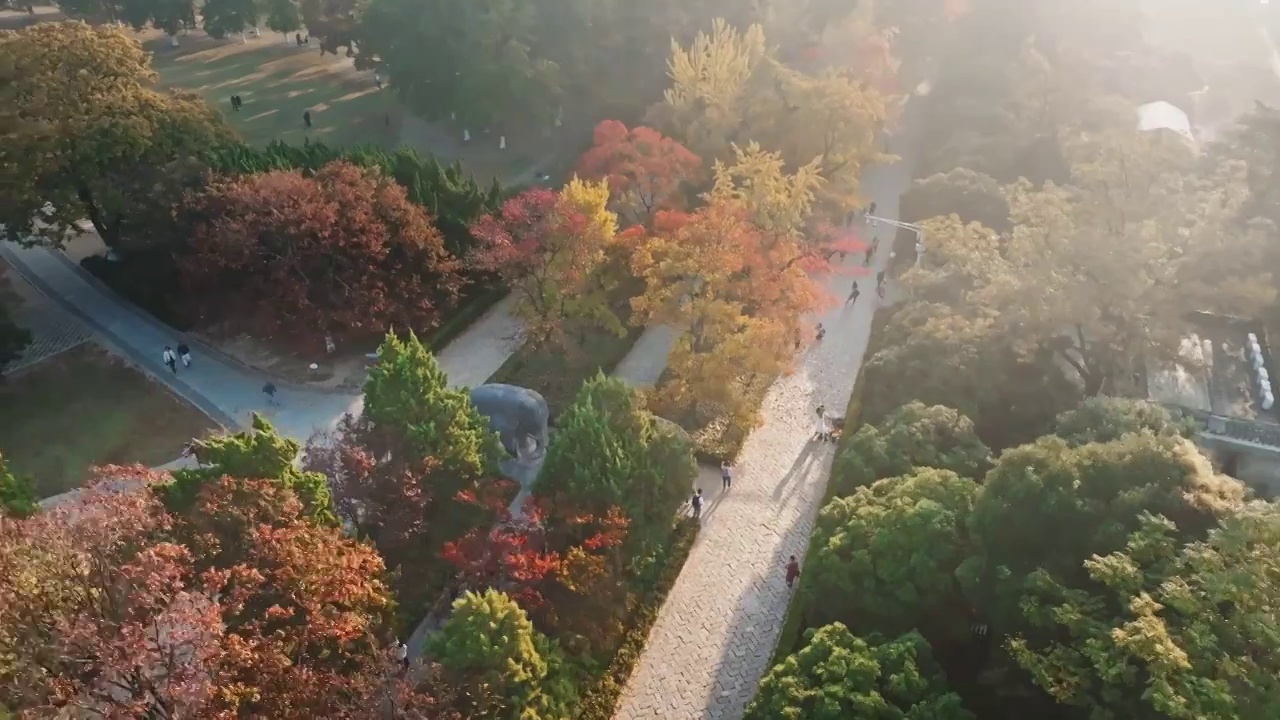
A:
[[0, 243, 524, 441], [610, 131, 918, 718]]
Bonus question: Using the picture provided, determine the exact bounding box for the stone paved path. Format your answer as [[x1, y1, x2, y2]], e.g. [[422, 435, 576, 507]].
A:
[[1, 259, 93, 374], [611, 130, 917, 720], [0, 243, 524, 441], [612, 325, 677, 388]]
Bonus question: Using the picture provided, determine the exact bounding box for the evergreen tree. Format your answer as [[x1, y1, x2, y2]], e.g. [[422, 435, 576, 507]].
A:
[[160, 414, 336, 525], [431, 589, 576, 720]]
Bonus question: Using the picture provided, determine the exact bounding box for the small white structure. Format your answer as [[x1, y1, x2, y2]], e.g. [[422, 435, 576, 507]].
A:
[[499, 135, 506, 150], [1136, 100, 1196, 145]]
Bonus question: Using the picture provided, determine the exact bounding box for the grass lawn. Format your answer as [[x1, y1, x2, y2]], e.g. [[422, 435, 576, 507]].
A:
[[0, 345, 217, 499], [146, 30, 400, 149]]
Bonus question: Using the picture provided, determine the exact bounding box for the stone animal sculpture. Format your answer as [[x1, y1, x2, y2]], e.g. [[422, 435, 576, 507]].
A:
[[469, 383, 550, 461]]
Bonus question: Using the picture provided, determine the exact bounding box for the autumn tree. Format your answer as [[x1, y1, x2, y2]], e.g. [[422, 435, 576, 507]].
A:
[[181, 161, 465, 346], [430, 589, 576, 720], [1009, 509, 1280, 720], [0, 476, 225, 716], [304, 332, 505, 607], [0, 22, 232, 249], [832, 402, 990, 496], [649, 18, 890, 216], [575, 120, 703, 227], [961, 433, 1247, 633], [745, 624, 973, 720], [162, 413, 335, 524], [803, 469, 978, 639], [178, 476, 398, 718], [632, 195, 839, 427], [469, 181, 622, 350], [537, 373, 695, 552], [441, 498, 631, 655]]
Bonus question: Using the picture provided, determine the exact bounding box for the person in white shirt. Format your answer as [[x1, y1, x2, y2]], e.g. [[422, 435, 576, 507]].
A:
[[162, 346, 177, 375]]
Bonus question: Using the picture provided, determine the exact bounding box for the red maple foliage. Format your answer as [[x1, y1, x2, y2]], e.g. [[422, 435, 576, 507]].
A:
[[465, 187, 561, 281], [0, 473, 225, 717], [440, 491, 630, 651], [576, 120, 703, 227], [180, 161, 466, 348], [180, 475, 399, 719]]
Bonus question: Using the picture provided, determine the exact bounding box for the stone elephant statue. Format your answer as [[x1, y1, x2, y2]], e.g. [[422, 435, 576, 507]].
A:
[[469, 383, 550, 462]]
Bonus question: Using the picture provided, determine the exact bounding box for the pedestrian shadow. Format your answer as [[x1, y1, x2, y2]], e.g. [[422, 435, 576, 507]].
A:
[[772, 437, 824, 500]]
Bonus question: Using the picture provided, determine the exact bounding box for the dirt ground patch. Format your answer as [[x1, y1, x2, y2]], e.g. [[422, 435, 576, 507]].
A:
[[0, 344, 217, 498]]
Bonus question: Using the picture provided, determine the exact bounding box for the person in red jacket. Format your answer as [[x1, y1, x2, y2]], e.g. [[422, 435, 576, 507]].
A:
[[785, 556, 801, 589]]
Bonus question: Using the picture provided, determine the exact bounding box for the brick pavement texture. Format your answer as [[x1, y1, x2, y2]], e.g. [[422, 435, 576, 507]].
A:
[[2, 262, 92, 374], [611, 150, 912, 720]]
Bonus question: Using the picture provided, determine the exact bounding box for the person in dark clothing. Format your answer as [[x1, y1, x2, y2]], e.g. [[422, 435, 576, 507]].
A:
[[690, 488, 704, 519], [846, 283, 860, 305], [876, 270, 886, 287], [815, 323, 826, 341], [176, 342, 191, 368], [785, 556, 801, 588], [295, 32, 303, 46], [303, 110, 312, 128]]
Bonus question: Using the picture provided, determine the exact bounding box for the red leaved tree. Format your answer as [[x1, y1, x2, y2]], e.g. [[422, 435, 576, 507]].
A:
[[440, 492, 630, 653], [0, 470, 225, 717], [576, 120, 703, 227], [176, 475, 399, 719], [180, 161, 465, 348], [469, 181, 623, 350]]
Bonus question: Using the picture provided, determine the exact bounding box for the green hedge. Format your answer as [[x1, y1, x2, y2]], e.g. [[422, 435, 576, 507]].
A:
[[574, 518, 699, 720]]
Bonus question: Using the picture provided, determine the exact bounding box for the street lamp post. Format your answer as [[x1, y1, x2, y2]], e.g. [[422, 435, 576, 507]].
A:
[[865, 214, 926, 268]]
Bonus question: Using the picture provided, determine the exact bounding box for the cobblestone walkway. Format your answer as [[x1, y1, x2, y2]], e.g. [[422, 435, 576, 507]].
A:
[[611, 148, 915, 720], [2, 260, 93, 374]]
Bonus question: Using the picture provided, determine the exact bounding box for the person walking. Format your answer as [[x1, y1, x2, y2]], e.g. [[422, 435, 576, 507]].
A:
[[815, 323, 826, 341], [262, 381, 278, 405], [875, 269, 886, 287], [846, 282, 860, 306], [176, 341, 192, 368], [690, 488, 704, 519], [785, 555, 801, 589], [720, 461, 733, 491], [162, 346, 178, 375], [394, 639, 409, 674], [295, 32, 303, 46], [303, 110, 312, 128], [374, 72, 383, 89], [813, 405, 829, 442]]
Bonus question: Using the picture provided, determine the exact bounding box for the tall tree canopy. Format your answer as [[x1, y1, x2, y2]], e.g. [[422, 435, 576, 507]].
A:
[[1011, 508, 1280, 720], [804, 469, 978, 638], [181, 161, 465, 346], [745, 624, 974, 720], [359, 0, 559, 127], [832, 402, 990, 495], [961, 433, 1247, 632], [0, 22, 232, 249], [537, 374, 696, 552]]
